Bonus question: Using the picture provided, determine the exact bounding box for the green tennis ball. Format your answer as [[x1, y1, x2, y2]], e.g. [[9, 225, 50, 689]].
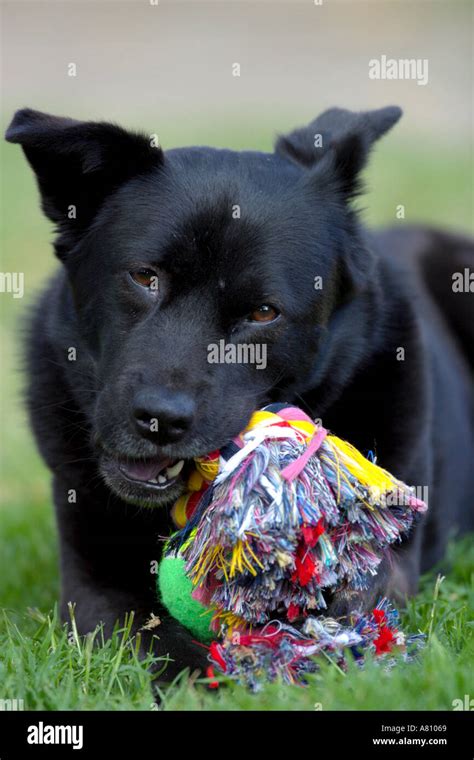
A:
[[157, 554, 215, 643]]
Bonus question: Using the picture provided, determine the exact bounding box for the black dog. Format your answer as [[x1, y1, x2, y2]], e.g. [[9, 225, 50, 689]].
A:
[[6, 106, 474, 678]]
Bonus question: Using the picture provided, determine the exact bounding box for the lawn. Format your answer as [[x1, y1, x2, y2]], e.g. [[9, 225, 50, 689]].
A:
[[0, 121, 473, 710]]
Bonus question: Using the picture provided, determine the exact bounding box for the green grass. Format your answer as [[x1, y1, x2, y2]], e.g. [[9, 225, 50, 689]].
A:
[[1, 538, 472, 710], [0, 122, 473, 710]]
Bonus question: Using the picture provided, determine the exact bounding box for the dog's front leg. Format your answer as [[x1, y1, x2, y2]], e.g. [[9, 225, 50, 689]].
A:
[[53, 474, 210, 680], [58, 557, 211, 680]]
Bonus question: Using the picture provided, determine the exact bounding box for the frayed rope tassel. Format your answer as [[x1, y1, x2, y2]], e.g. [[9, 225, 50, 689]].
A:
[[206, 598, 425, 692]]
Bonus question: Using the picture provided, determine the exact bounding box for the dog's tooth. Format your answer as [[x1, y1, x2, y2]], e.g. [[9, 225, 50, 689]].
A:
[[165, 460, 184, 479], [158, 475, 167, 484]]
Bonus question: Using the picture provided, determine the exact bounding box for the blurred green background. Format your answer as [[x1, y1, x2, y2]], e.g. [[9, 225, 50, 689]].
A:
[[0, 0, 472, 709]]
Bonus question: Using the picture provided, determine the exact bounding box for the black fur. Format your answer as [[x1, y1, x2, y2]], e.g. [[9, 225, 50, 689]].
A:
[[6, 106, 474, 677]]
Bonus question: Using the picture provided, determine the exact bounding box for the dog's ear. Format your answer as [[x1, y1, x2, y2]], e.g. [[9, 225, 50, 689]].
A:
[[5, 108, 163, 227], [275, 106, 402, 197]]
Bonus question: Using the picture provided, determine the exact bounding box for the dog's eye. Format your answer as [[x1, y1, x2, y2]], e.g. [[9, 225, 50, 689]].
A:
[[248, 304, 279, 323], [129, 268, 159, 291]]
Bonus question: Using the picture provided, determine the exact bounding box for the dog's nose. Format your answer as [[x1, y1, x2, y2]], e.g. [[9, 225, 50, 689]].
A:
[[132, 387, 195, 444]]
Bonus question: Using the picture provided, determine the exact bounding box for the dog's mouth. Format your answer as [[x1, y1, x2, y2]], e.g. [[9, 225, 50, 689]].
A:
[[118, 456, 185, 490], [100, 452, 190, 507]]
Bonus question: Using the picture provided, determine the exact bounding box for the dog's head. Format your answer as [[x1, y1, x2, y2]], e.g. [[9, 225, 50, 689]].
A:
[[6, 106, 401, 506]]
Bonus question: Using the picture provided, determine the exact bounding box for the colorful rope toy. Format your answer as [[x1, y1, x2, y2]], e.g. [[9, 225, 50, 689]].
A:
[[158, 404, 427, 688]]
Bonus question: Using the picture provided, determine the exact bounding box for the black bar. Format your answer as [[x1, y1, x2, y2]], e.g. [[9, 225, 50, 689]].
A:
[[0, 710, 472, 757]]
